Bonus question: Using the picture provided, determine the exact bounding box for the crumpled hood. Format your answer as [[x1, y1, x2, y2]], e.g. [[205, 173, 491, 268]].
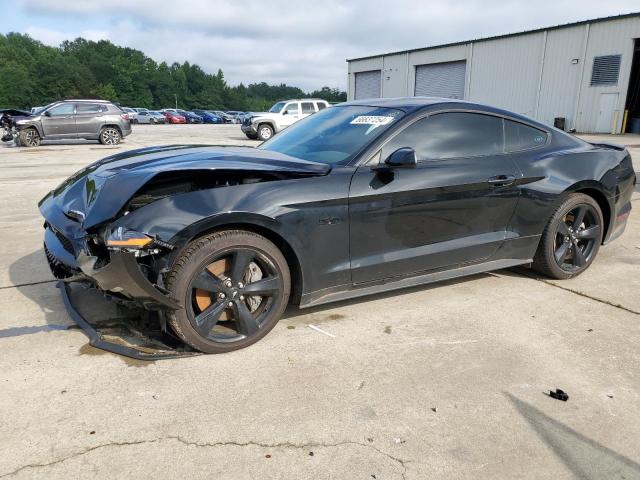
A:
[[39, 144, 331, 230]]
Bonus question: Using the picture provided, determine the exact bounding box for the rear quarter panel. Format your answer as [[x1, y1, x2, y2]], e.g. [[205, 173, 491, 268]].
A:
[[511, 142, 633, 242]]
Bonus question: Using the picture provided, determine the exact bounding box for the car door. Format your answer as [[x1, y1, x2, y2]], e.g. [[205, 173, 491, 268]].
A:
[[348, 111, 522, 284], [75, 103, 106, 137], [280, 102, 301, 128], [41, 103, 76, 138]]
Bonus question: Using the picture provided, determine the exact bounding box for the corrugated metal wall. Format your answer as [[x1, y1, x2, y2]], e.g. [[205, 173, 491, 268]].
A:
[[347, 15, 640, 133]]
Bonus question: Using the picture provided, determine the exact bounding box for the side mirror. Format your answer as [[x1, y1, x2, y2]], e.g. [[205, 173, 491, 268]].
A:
[[384, 147, 417, 168], [282, 110, 288, 116], [44, 110, 52, 117]]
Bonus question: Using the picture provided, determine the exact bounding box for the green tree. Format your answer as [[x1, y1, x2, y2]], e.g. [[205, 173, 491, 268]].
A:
[[0, 33, 347, 111]]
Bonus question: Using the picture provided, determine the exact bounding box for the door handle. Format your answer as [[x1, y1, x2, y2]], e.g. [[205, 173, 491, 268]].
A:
[[487, 174, 516, 187]]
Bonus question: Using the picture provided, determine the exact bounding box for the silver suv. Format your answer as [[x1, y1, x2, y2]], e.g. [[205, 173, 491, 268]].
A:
[[241, 99, 329, 141], [14, 100, 132, 147]]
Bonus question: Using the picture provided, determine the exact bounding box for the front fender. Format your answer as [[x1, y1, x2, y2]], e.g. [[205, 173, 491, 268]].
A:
[[16, 120, 44, 137], [110, 171, 353, 296]]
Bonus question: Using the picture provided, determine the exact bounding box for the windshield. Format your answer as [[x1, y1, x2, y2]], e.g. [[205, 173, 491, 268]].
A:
[[269, 102, 286, 113], [259, 105, 405, 164]]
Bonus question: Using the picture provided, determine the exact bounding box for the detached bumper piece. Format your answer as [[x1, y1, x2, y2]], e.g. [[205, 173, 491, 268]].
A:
[[59, 282, 201, 361]]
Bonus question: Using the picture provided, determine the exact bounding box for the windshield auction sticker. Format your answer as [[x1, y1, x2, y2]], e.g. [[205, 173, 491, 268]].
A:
[[350, 116, 395, 126]]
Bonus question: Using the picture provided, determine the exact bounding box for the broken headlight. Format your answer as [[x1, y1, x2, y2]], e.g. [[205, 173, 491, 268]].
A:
[[106, 227, 153, 249]]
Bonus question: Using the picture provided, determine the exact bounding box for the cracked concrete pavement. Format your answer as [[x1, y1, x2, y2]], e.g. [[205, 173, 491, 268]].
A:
[[1, 125, 639, 479]]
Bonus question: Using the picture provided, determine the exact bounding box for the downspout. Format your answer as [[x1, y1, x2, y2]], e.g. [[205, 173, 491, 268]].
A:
[[572, 23, 591, 132], [534, 30, 548, 118]]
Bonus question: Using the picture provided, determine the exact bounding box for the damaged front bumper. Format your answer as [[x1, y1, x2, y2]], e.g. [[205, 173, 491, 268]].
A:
[[58, 281, 198, 360], [44, 223, 180, 311]]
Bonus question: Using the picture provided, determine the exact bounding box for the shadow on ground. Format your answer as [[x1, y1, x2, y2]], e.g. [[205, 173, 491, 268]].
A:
[[7, 248, 496, 356], [507, 393, 640, 479]]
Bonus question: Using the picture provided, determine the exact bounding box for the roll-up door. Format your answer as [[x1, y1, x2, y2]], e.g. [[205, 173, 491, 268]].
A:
[[354, 70, 381, 100], [415, 61, 466, 99]]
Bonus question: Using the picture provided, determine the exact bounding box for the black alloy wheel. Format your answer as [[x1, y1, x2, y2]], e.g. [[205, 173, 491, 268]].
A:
[[187, 248, 282, 342], [166, 230, 290, 353], [533, 193, 603, 279], [553, 204, 600, 272]]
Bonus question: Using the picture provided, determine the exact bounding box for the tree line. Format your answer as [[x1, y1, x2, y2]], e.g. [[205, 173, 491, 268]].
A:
[[0, 33, 346, 111]]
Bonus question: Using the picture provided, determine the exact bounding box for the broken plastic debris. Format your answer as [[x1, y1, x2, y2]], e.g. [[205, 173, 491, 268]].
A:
[[308, 324, 336, 338], [549, 389, 569, 401], [393, 438, 405, 444]]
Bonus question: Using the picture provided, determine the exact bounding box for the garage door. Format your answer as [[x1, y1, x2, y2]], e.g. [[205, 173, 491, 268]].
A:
[[415, 61, 466, 99], [354, 70, 381, 100]]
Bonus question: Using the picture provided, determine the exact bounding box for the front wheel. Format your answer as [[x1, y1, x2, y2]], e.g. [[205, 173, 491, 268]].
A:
[[166, 230, 291, 353], [532, 193, 603, 279], [18, 128, 41, 147], [99, 126, 121, 145], [257, 124, 274, 141]]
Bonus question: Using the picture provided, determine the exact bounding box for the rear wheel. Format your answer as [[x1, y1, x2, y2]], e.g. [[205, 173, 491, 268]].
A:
[[532, 193, 603, 279], [166, 230, 291, 353], [257, 123, 274, 141], [99, 126, 121, 145], [18, 128, 41, 147]]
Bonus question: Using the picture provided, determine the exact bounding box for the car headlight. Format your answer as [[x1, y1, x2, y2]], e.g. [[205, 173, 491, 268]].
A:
[[106, 227, 153, 248]]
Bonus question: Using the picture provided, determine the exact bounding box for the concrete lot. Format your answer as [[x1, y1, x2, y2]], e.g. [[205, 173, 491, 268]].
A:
[[0, 124, 639, 479]]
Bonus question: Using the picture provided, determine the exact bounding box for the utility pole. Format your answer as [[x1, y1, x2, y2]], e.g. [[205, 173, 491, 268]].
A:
[[174, 94, 178, 109]]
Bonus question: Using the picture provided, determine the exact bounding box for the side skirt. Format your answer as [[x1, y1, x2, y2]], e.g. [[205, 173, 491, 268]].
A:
[[300, 258, 530, 308]]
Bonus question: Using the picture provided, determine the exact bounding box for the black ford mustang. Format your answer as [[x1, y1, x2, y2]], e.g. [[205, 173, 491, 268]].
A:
[[40, 98, 635, 353]]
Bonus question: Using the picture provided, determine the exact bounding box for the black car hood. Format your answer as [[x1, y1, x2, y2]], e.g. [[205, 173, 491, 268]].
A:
[[39, 145, 331, 230]]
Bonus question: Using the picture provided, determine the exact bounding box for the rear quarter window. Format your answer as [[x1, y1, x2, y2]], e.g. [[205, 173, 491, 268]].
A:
[[504, 120, 547, 152], [301, 102, 316, 114]]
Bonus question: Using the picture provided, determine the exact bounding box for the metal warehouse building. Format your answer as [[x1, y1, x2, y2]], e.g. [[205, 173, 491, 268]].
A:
[[347, 13, 640, 134]]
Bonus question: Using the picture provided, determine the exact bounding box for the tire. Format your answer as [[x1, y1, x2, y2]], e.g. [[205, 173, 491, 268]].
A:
[[99, 126, 121, 145], [166, 230, 291, 353], [532, 193, 603, 279], [18, 128, 41, 147], [245, 133, 258, 140], [257, 123, 274, 141]]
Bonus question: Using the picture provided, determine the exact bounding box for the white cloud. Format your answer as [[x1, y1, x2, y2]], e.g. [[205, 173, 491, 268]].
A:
[[17, 0, 640, 90]]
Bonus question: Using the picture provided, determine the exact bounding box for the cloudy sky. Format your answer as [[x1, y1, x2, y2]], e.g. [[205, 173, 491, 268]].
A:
[[0, 0, 638, 91]]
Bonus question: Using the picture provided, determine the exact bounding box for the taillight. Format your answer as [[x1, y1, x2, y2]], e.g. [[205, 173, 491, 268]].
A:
[[121, 114, 129, 120]]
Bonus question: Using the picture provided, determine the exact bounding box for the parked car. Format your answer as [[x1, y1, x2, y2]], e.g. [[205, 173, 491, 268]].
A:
[[135, 110, 166, 124], [192, 110, 222, 124], [30, 106, 44, 114], [9, 99, 131, 147], [242, 99, 329, 140], [133, 108, 149, 113], [225, 111, 244, 124], [177, 110, 203, 124], [162, 110, 186, 124], [122, 107, 138, 123], [39, 97, 635, 355], [149, 111, 167, 124], [212, 110, 234, 123]]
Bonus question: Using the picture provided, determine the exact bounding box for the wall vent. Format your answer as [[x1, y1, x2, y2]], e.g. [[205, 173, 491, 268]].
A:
[[590, 55, 622, 86]]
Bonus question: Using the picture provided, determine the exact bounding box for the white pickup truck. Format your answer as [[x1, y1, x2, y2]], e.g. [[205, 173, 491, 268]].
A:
[[241, 99, 329, 141]]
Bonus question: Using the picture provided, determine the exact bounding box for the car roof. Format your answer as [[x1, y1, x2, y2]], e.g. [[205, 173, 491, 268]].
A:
[[279, 98, 329, 103], [59, 99, 112, 104], [337, 96, 550, 127]]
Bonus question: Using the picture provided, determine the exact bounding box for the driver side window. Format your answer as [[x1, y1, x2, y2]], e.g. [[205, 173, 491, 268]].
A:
[[47, 103, 75, 116], [381, 112, 504, 161]]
